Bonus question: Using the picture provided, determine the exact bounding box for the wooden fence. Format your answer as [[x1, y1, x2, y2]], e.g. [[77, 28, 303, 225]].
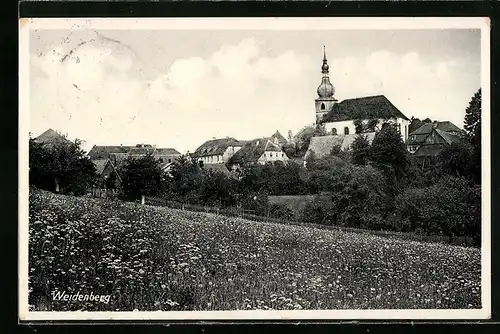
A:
[[144, 196, 476, 248]]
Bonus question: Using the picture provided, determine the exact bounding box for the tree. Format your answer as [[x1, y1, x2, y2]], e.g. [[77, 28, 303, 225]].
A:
[[464, 88, 481, 184], [29, 136, 96, 195], [351, 134, 371, 166], [293, 125, 327, 157], [368, 124, 410, 212], [437, 142, 475, 180], [119, 152, 164, 201], [369, 123, 409, 180]]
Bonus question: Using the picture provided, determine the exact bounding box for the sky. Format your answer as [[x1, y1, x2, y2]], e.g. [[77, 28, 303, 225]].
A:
[[29, 27, 481, 154]]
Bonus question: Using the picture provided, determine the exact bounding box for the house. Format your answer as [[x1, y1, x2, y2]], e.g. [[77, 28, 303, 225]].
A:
[[314, 48, 410, 142], [33, 128, 72, 146], [227, 137, 290, 169], [303, 132, 377, 164], [192, 137, 246, 165], [87, 145, 134, 160], [270, 130, 288, 146], [93, 158, 122, 189], [88, 144, 181, 164], [406, 121, 465, 154], [408, 121, 465, 168]]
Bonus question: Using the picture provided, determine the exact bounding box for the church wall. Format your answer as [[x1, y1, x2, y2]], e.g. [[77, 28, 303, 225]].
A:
[[322, 120, 357, 136], [322, 117, 409, 142]]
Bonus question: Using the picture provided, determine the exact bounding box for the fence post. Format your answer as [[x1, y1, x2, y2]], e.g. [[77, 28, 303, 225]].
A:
[[141, 195, 145, 205]]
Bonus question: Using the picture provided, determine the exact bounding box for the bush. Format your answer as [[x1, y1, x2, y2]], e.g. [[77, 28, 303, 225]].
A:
[[300, 164, 387, 228], [395, 175, 481, 245]]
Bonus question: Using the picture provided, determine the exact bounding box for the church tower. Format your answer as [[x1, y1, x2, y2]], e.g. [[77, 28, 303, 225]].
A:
[[315, 46, 337, 124]]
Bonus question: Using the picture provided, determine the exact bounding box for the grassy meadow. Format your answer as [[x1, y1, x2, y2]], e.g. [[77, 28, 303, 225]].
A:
[[28, 189, 481, 311]]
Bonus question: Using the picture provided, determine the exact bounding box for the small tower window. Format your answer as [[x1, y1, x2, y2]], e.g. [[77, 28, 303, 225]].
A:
[[332, 128, 337, 135], [321, 103, 325, 110], [344, 127, 349, 135]]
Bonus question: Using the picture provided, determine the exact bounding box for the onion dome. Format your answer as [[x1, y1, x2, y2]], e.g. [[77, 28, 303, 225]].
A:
[[317, 46, 335, 98]]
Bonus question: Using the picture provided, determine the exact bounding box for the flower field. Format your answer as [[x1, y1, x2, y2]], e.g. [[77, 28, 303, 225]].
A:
[[28, 189, 481, 311]]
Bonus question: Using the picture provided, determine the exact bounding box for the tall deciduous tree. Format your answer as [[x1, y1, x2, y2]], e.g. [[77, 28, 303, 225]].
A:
[[29, 136, 96, 195], [119, 152, 164, 201], [464, 88, 481, 184], [351, 134, 371, 166]]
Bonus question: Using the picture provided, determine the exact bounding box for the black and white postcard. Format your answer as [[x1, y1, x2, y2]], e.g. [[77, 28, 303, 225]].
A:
[[19, 17, 491, 321]]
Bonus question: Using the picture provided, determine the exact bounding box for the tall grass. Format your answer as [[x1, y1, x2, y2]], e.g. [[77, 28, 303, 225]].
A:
[[29, 189, 481, 311]]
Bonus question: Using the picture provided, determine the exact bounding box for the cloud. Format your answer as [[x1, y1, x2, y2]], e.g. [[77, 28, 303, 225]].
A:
[[29, 36, 478, 154]]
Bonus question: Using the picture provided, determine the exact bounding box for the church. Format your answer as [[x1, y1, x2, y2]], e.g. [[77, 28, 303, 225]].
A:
[[313, 47, 410, 143]]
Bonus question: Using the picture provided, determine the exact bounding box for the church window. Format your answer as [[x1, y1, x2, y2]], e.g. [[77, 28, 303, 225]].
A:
[[168, 159, 171, 163], [321, 103, 325, 110], [344, 127, 349, 135], [270, 153, 273, 157], [332, 128, 337, 135]]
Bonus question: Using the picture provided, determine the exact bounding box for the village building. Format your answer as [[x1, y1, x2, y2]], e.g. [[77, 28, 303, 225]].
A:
[[93, 158, 122, 189], [407, 121, 465, 168], [192, 137, 247, 165], [304, 132, 377, 163], [227, 137, 290, 170], [314, 47, 410, 142], [33, 128, 72, 147]]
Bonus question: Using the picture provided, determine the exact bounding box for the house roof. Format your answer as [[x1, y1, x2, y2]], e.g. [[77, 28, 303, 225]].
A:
[[193, 137, 245, 157], [321, 95, 409, 123], [88, 145, 134, 160], [434, 128, 462, 145], [409, 121, 463, 136], [93, 159, 109, 175], [413, 143, 449, 157], [228, 138, 285, 165], [304, 135, 344, 160], [407, 122, 464, 145], [202, 163, 238, 178], [155, 148, 181, 156], [34, 128, 71, 145], [304, 133, 376, 160], [270, 130, 288, 145]]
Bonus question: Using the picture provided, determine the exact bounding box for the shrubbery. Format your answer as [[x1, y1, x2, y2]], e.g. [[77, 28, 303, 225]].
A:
[[300, 164, 386, 228], [395, 176, 481, 244]]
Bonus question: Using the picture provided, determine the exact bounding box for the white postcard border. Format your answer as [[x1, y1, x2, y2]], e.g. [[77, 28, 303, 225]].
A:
[[18, 17, 491, 322]]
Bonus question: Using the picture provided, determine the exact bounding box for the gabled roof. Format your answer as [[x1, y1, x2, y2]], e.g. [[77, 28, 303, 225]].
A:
[[202, 163, 238, 178], [193, 137, 245, 157], [88, 145, 134, 160], [270, 130, 288, 145], [413, 143, 449, 157], [304, 133, 376, 160], [304, 135, 344, 160], [322, 95, 409, 123], [434, 128, 462, 145], [93, 159, 109, 175], [34, 128, 71, 145], [407, 121, 464, 145], [409, 121, 463, 136], [155, 148, 181, 156], [228, 138, 285, 165]]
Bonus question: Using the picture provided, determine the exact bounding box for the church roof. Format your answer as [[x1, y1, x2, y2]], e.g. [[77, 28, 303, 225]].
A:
[[321, 95, 409, 123]]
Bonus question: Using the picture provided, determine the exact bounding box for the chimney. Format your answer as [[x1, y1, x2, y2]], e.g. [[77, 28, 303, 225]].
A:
[[432, 121, 438, 129]]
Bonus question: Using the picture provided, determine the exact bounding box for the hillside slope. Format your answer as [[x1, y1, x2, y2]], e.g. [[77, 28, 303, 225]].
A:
[[28, 189, 481, 311]]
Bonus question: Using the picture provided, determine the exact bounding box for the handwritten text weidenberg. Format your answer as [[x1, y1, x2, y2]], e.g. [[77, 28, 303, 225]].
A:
[[52, 291, 111, 304]]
